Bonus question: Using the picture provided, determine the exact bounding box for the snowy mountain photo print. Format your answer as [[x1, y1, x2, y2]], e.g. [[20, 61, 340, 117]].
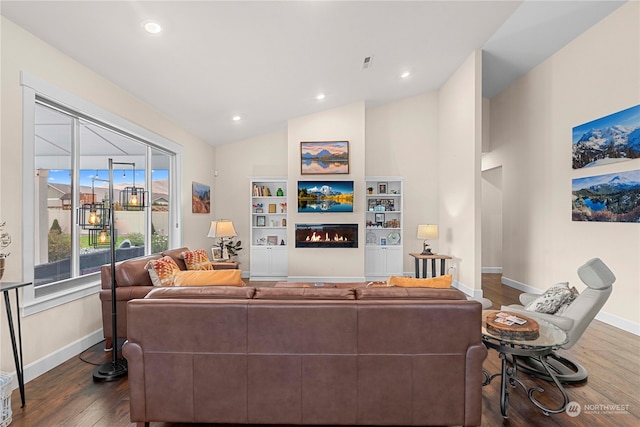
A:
[[572, 169, 640, 222], [572, 104, 640, 169]]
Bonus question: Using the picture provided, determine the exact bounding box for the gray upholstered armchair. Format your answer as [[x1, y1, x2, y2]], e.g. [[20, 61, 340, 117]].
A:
[[502, 257, 615, 383]]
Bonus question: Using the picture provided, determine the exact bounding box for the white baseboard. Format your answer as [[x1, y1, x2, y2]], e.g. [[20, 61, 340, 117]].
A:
[[482, 267, 503, 274], [4, 329, 104, 392], [453, 279, 483, 299], [501, 276, 639, 336]]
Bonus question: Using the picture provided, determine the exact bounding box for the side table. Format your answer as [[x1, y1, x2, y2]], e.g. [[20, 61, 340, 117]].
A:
[[1, 281, 31, 408], [481, 310, 569, 418], [211, 261, 239, 270], [409, 253, 452, 278]]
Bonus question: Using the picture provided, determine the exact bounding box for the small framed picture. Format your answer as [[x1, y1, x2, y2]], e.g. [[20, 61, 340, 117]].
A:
[[378, 182, 388, 194], [269, 204, 276, 213], [380, 237, 387, 246], [256, 208, 264, 213], [257, 216, 266, 227], [211, 247, 222, 261], [267, 235, 278, 245], [375, 213, 385, 224]]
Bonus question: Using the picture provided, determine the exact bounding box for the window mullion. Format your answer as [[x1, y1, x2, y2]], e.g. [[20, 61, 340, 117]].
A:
[[71, 117, 81, 277]]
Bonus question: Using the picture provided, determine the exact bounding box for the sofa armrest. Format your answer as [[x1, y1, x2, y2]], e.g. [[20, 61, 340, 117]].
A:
[[465, 343, 488, 427], [122, 341, 146, 422], [518, 292, 539, 306]]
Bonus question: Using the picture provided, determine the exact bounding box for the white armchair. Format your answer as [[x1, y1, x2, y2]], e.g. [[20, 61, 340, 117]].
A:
[[502, 257, 615, 383]]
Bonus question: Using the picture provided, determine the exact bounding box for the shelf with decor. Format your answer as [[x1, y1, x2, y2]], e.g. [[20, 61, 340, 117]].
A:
[[250, 178, 288, 279], [365, 177, 403, 280]]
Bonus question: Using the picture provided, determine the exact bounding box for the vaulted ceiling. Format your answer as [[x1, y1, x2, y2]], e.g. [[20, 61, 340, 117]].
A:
[[1, 1, 625, 146]]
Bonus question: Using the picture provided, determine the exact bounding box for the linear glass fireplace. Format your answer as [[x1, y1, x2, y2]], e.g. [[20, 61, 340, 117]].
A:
[[295, 224, 358, 248]]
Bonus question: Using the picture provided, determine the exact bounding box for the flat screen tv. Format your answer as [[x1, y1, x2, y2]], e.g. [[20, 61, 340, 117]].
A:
[[298, 180, 354, 213]]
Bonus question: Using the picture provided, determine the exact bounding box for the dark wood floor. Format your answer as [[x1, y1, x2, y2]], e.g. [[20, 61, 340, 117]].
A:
[[8, 274, 640, 426]]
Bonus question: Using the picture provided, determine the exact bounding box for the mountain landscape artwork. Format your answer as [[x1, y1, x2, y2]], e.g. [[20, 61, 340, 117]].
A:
[[572, 104, 640, 169], [298, 180, 354, 212], [572, 169, 640, 222], [191, 182, 210, 214], [300, 141, 349, 174]]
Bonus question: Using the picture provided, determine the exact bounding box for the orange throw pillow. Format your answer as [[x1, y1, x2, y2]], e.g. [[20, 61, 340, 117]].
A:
[[181, 248, 213, 271], [173, 270, 244, 287], [388, 274, 452, 289], [146, 256, 181, 287]]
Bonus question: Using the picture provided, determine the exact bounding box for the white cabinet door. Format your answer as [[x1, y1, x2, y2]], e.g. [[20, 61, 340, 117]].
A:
[[250, 247, 271, 277], [365, 247, 386, 277], [269, 246, 288, 277], [383, 246, 403, 276]]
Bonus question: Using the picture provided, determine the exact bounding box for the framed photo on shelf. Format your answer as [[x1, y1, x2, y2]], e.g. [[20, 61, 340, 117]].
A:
[[375, 213, 385, 224], [267, 235, 278, 246], [377, 182, 388, 194], [269, 204, 276, 213], [257, 216, 266, 227], [380, 237, 387, 246], [300, 141, 349, 175]]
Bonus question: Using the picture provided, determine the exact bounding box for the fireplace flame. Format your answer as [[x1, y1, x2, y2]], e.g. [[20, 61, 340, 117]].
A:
[[305, 231, 348, 242]]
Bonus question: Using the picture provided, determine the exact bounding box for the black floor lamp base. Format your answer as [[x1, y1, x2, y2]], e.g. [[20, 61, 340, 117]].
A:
[[93, 358, 128, 382]]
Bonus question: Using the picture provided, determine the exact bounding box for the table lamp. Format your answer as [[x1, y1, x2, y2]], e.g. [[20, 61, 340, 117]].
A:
[[417, 224, 438, 255], [208, 220, 237, 260]]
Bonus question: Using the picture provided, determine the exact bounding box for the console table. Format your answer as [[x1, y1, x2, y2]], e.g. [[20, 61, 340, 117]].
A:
[[409, 253, 452, 278], [1, 280, 31, 407], [481, 310, 569, 418]]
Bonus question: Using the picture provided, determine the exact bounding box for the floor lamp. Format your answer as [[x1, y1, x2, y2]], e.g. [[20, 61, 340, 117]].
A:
[[91, 159, 147, 382]]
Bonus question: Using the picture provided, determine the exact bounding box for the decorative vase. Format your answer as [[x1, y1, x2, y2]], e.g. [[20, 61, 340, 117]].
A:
[[276, 188, 284, 197]]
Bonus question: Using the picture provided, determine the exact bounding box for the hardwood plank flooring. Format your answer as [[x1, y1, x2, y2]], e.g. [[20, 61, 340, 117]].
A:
[[8, 274, 640, 426]]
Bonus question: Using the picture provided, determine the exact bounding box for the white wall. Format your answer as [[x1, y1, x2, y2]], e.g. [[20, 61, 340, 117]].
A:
[[287, 102, 366, 279], [214, 129, 288, 271], [0, 17, 214, 375], [437, 50, 483, 297], [365, 93, 440, 272], [485, 2, 640, 333]]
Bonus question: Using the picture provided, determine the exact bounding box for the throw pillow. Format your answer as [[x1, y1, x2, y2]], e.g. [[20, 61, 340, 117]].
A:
[[555, 286, 580, 315], [173, 269, 244, 287], [145, 256, 181, 287], [388, 274, 452, 289], [524, 282, 572, 314], [181, 248, 213, 271]]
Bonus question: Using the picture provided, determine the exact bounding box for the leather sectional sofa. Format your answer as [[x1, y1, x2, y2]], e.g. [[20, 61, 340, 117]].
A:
[[123, 285, 487, 427], [99, 247, 190, 349]]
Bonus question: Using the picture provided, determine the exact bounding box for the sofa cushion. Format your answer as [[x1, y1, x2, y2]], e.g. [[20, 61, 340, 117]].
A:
[[254, 287, 356, 300], [182, 248, 213, 270], [145, 256, 181, 287], [145, 286, 255, 299], [161, 247, 190, 271], [388, 274, 452, 288], [355, 287, 466, 300], [173, 269, 244, 287], [112, 254, 162, 288]]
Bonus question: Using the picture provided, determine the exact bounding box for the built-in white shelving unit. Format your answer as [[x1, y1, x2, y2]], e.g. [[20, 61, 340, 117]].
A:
[[365, 177, 403, 280], [250, 178, 288, 279]]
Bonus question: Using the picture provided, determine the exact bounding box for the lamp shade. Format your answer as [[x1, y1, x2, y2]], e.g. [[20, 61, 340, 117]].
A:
[[417, 224, 438, 240], [208, 220, 237, 238]]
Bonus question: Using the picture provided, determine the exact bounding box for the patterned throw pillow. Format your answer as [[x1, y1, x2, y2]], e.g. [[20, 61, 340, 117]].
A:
[[555, 286, 580, 315], [524, 282, 573, 314], [146, 256, 181, 287], [181, 249, 213, 271]]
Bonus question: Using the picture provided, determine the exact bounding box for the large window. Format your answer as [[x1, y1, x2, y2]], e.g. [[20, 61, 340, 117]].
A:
[[22, 72, 182, 311]]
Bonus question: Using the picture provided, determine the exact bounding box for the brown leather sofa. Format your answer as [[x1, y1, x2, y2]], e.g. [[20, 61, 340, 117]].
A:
[[123, 286, 487, 427], [99, 247, 189, 349]]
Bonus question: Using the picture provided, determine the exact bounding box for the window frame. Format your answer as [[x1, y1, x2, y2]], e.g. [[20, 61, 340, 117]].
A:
[[21, 72, 183, 316]]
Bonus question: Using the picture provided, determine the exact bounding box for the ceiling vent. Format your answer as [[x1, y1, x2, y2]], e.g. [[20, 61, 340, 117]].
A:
[[362, 55, 374, 70]]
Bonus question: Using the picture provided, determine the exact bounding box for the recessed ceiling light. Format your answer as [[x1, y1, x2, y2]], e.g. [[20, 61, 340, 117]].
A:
[[232, 115, 242, 121], [401, 71, 411, 79], [142, 20, 162, 34], [316, 93, 326, 100]]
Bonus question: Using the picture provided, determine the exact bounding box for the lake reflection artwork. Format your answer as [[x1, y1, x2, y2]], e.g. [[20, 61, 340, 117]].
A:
[[298, 180, 354, 213], [572, 169, 640, 222], [301, 141, 349, 175]]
